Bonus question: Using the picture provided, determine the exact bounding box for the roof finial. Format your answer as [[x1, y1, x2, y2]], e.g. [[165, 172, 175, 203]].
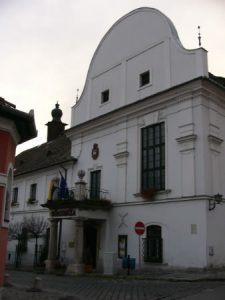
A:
[[198, 26, 201, 47]]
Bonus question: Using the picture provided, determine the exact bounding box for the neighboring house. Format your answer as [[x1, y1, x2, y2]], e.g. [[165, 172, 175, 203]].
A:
[[8, 7, 225, 274], [8, 103, 75, 267], [0, 97, 36, 286]]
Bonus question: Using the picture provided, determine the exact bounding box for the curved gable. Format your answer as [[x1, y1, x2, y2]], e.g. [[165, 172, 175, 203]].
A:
[[72, 7, 208, 126]]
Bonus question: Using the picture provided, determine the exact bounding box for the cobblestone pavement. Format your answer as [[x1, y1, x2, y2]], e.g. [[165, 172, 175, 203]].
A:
[[2, 270, 225, 300]]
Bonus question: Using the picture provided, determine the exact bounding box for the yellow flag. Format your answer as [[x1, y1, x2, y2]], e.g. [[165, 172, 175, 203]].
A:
[[47, 180, 53, 201]]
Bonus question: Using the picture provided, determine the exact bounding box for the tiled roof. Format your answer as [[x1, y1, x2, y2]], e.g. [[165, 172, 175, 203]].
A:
[[0, 97, 37, 143], [209, 73, 225, 88], [14, 134, 76, 176]]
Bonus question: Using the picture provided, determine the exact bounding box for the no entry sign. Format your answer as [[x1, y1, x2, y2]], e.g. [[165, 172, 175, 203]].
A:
[[134, 221, 145, 235]]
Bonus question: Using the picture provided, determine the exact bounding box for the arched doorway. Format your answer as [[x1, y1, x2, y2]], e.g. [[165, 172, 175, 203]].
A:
[[143, 225, 162, 263]]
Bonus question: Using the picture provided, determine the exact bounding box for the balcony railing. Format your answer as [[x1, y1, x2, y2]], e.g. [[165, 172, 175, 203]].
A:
[[44, 187, 111, 211], [75, 187, 110, 201], [50, 187, 110, 201]]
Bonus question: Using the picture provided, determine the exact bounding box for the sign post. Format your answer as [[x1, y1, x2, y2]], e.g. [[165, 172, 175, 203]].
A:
[[134, 221, 145, 271]]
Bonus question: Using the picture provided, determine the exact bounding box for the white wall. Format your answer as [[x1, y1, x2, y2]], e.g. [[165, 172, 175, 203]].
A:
[[207, 205, 225, 267], [110, 200, 207, 268], [71, 8, 208, 126]]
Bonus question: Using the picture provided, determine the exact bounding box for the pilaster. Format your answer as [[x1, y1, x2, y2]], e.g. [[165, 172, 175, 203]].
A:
[[45, 219, 58, 273]]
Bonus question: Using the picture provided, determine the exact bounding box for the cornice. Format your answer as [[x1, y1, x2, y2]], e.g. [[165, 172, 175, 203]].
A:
[[208, 135, 223, 145], [176, 134, 197, 144], [67, 78, 206, 139], [208, 134, 224, 153], [67, 77, 225, 140]]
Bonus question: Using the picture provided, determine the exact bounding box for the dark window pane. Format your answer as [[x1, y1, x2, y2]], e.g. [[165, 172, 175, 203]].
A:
[[30, 184, 37, 200], [141, 123, 165, 192], [161, 145, 165, 167], [148, 149, 154, 169], [142, 129, 148, 148], [143, 150, 148, 170], [140, 71, 150, 87], [161, 123, 165, 142], [155, 126, 160, 145], [142, 172, 148, 191], [148, 171, 154, 187], [90, 170, 101, 199], [148, 127, 154, 146], [13, 187, 18, 203], [155, 170, 160, 188], [101, 90, 109, 103]]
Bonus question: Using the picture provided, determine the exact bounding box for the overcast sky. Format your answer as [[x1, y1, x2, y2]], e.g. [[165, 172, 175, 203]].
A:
[[0, 0, 224, 154]]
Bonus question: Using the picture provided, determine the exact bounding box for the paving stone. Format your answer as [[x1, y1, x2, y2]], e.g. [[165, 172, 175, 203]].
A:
[[2, 270, 225, 300]]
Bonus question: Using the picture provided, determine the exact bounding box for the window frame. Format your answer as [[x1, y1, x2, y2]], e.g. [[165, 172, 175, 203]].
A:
[[141, 122, 165, 192], [12, 187, 18, 204], [90, 170, 101, 200], [118, 235, 128, 258], [143, 225, 163, 263], [139, 70, 150, 87], [3, 167, 13, 224], [30, 183, 37, 201], [101, 89, 110, 104]]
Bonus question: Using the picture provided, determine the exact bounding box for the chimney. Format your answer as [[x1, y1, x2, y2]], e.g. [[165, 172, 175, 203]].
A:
[[46, 102, 67, 142]]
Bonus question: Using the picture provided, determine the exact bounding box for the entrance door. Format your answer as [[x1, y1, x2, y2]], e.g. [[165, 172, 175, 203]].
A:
[[143, 225, 162, 263], [84, 227, 97, 269]]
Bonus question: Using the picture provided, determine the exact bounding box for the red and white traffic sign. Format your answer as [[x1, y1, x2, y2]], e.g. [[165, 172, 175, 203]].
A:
[[134, 221, 145, 235]]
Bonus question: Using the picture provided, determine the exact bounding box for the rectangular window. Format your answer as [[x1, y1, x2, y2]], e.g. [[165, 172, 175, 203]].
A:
[[12, 187, 18, 203], [143, 225, 163, 262], [118, 235, 127, 258], [140, 71, 150, 87], [30, 183, 37, 201], [90, 170, 101, 199], [101, 89, 109, 103], [141, 123, 165, 192]]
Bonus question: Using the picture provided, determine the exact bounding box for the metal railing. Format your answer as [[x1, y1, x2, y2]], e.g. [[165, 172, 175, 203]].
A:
[[49, 187, 110, 202]]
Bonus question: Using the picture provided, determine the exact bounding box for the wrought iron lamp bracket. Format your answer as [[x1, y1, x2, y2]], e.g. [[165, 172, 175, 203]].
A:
[[209, 194, 223, 211]]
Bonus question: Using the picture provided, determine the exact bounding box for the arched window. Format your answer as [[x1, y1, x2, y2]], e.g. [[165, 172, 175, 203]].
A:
[[4, 168, 13, 223], [143, 225, 162, 263]]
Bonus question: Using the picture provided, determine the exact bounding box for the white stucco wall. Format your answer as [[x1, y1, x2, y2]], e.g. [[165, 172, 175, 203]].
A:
[[109, 200, 207, 268], [207, 205, 225, 267], [71, 7, 208, 126]]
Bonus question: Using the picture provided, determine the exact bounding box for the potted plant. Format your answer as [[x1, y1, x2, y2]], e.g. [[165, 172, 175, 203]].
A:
[[27, 198, 37, 205], [141, 187, 158, 201]]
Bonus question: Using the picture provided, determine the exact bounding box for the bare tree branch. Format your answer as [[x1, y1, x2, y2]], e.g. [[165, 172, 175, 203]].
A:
[[24, 215, 48, 238], [8, 221, 25, 240]]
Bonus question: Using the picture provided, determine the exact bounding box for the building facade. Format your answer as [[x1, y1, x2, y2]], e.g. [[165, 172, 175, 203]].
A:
[[0, 97, 36, 286], [8, 8, 225, 273]]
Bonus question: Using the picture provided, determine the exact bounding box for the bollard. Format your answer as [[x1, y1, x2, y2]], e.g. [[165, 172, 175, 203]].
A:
[[4, 274, 13, 287], [127, 255, 130, 276], [27, 276, 42, 292]]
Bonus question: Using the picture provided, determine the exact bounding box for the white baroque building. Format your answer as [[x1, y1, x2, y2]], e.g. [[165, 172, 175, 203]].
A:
[[8, 7, 225, 273]]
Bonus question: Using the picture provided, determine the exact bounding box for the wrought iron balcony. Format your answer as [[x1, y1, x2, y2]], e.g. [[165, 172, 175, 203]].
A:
[[43, 187, 111, 211]]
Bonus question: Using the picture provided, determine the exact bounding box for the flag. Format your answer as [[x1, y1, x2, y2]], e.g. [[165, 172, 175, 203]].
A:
[[59, 172, 68, 199], [47, 180, 53, 201]]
